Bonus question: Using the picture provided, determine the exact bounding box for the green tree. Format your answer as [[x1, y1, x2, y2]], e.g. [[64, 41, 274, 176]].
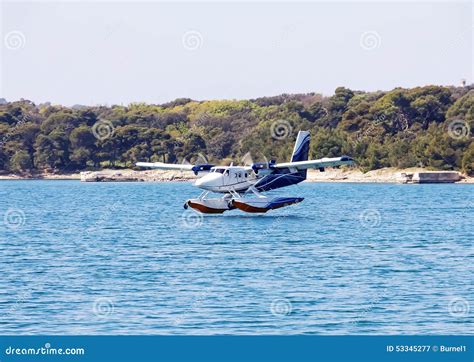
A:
[[461, 142, 474, 175], [34, 131, 69, 171], [10, 150, 33, 173], [69, 125, 97, 168]]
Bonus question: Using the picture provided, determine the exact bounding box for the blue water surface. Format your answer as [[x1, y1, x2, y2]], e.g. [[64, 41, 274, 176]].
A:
[[0, 181, 472, 334]]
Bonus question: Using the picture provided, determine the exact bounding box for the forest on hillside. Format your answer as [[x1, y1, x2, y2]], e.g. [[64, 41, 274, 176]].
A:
[[0, 85, 473, 176]]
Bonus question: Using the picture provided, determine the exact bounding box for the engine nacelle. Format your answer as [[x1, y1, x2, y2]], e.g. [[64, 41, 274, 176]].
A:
[[191, 164, 215, 175], [251, 160, 276, 175]]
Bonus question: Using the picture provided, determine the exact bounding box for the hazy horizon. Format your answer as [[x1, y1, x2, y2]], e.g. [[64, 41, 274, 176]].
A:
[[1, 1, 472, 106], [0, 81, 472, 108]]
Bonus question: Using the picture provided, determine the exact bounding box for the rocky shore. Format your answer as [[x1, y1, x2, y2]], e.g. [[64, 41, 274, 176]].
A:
[[79, 169, 196, 182], [306, 168, 473, 183], [75, 167, 474, 183], [1, 167, 473, 183]]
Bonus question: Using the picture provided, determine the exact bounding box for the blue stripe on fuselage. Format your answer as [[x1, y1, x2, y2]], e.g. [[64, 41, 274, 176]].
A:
[[254, 169, 306, 192]]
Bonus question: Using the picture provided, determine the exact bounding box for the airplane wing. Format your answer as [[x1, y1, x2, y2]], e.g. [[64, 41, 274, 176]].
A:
[[274, 156, 355, 170], [136, 162, 194, 171], [136, 162, 217, 175]]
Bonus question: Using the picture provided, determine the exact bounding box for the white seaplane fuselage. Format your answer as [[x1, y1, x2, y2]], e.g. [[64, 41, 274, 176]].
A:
[[195, 166, 259, 193]]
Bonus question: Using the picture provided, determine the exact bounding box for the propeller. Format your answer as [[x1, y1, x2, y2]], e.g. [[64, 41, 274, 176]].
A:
[[181, 153, 209, 166], [196, 153, 209, 164], [240, 152, 269, 166], [241, 152, 254, 166]]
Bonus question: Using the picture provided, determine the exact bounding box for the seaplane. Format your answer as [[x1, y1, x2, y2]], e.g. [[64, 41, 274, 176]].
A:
[[136, 131, 354, 213]]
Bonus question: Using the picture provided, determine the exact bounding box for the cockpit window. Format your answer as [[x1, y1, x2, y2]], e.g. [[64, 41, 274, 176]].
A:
[[224, 170, 230, 175], [215, 168, 225, 174]]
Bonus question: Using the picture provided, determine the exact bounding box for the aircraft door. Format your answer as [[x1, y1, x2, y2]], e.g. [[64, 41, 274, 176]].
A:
[[223, 169, 231, 186]]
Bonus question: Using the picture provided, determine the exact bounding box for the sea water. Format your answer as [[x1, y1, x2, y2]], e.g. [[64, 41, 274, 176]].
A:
[[0, 181, 472, 334]]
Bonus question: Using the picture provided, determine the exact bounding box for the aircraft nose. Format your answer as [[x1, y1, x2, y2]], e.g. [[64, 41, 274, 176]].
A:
[[194, 178, 203, 187], [194, 173, 222, 189]]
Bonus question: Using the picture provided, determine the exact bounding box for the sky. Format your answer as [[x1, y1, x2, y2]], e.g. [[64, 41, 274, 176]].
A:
[[0, 0, 472, 106]]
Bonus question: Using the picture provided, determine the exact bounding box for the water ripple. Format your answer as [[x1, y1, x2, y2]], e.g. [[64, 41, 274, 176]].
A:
[[0, 181, 472, 334]]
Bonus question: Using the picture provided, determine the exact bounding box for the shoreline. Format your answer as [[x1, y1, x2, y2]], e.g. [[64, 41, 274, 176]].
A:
[[1, 167, 473, 183]]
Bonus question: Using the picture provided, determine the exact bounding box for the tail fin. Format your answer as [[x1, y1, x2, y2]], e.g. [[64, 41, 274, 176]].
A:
[[291, 131, 310, 162]]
